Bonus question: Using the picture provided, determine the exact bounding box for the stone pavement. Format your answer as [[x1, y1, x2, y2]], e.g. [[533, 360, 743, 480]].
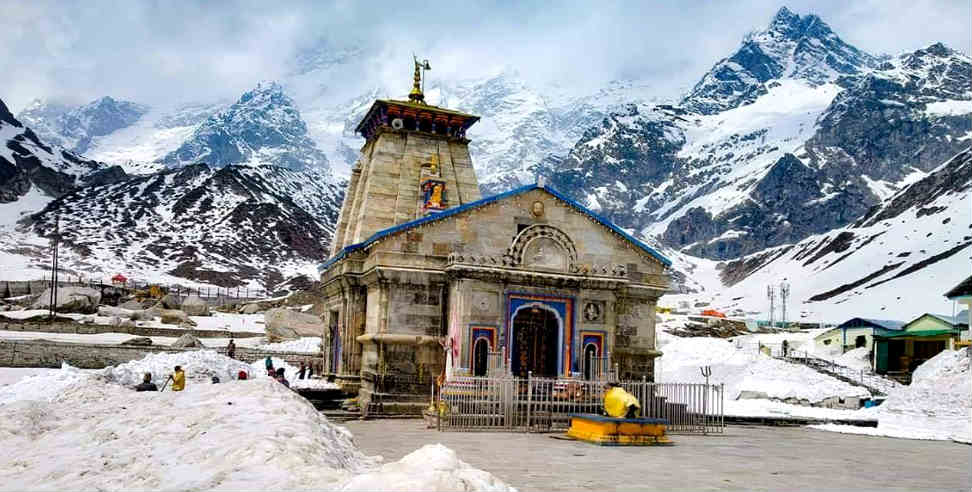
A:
[[342, 419, 971, 491]]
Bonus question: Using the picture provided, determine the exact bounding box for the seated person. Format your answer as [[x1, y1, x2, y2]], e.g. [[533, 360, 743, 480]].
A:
[[135, 372, 158, 392]]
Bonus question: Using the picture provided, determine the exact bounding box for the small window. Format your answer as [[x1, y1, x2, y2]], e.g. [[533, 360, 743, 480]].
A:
[[823, 339, 832, 346]]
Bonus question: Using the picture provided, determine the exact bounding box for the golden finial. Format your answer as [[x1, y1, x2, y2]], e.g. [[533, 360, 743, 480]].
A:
[[409, 55, 431, 103]]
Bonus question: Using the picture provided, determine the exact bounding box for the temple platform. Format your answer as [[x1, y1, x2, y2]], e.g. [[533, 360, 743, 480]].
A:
[[566, 413, 673, 446]]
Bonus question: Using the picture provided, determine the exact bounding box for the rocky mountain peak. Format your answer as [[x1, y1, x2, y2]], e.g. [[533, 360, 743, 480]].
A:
[[682, 6, 877, 114], [16, 96, 148, 155], [0, 98, 21, 127], [160, 81, 330, 173]]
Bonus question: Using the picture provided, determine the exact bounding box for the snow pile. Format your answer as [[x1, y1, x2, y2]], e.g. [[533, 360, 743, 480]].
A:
[[813, 348, 972, 441], [101, 349, 260, 387], [341, 444, 514, 492], [293, 379, 340, 390], [256, 337, 322, 353], [657, 333, 869, 407], [833, 347, 872, 371], [0, 356, 515, 490], [0, 363, 90, 406]]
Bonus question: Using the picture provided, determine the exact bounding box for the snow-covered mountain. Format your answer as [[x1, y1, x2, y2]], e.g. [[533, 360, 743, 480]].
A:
[[161, 82, 330, 173], [3, 95, 345, 288], [1, 98, 124, 203], [4, 6, 968, 316], [668, 147, 972, 322], [548, 9, 971, 262], [23, 164, 343, 287], [18, 97, 149, 155], [682, 6, 879, 114]]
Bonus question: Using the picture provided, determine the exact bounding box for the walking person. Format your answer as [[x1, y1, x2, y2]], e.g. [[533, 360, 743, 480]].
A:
[[227, 339, 236, 360], [135, 372, 158, 392], [265, 356, 274, 373], [297, 362, 307, 380], [782, 339, 790, 358]]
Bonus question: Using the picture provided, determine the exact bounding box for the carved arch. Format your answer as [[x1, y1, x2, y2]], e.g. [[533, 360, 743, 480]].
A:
[[507, 225, 578, 271]]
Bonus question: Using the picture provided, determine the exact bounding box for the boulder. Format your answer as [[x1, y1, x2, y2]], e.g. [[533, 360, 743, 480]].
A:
[[120, 336, 153, 346], [181, 295, 210, 316], [98, 306, 135, 318], [159, 309, 196, 327], [159, 294, 181, 310], [30, 286, 102, 314], [240, 303, 262, 314], [170, 333, 205, 348], [118, 299, 146, 310], [264, 308, 324, 341]]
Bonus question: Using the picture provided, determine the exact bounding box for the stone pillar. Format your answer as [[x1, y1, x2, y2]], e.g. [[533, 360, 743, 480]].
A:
[[612, 294, 662, 381]]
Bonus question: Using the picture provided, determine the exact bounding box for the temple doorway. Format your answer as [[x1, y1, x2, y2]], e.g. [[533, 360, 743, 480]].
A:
[[472, 338, 489, 376], [511, 305, 560, 378], [329, 311, 340, 373], [582, 343, 599, 380]]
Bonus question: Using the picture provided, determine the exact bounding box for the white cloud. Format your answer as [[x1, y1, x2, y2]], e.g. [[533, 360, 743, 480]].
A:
[[1, 1, 969, 112]]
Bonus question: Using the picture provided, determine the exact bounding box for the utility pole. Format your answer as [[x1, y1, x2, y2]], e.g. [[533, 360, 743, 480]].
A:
[[767, 285, 776, 329], [48, 213, 61, 320], [780, 280, 790, 330]]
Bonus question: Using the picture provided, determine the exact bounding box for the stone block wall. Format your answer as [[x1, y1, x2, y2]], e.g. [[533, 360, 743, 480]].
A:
[[0, 339, 318, 370], [0, 318, 263, 339]]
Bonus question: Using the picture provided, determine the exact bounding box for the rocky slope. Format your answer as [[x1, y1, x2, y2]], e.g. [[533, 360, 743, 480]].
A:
[[1, 98, 124, 203], [548, 8, 971, 261], [682, 7, 879, 114], [23, 164, 343, 287], [18, 97, 149, 155], [675, 147, 971, 321], [161, 82, 330, 172]]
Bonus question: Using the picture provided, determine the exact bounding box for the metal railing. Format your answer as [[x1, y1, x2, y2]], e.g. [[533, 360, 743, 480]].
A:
[[438, 374, 724, 434]]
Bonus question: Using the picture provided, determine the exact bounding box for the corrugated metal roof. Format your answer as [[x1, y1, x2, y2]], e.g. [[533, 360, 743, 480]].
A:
[[319, 182, 672, 273], [835, 318, 906, 331], [945, 275, 972, 298]]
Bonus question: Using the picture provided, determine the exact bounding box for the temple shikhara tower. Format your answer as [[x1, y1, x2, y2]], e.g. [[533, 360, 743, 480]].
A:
[[319, 57, 670, 414]]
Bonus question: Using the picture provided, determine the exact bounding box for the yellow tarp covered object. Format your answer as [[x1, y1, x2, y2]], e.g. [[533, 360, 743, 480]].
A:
[[604, 386, 641, 418]]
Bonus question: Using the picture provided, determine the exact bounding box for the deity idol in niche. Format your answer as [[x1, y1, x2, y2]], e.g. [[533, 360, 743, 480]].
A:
[[430, 183, 444, 207]]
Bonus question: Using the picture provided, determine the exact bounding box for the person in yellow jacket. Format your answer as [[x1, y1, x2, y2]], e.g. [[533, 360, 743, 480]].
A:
[[169, 365, 186, 392], [604, 383, 640, 418]]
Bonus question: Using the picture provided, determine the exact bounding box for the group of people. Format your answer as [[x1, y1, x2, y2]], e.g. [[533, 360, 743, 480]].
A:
[[133, 355, 318, 392], [134, 365, 186, 392]]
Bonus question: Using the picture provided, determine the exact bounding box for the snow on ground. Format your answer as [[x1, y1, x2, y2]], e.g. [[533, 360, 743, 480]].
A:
[[341, 444, 513, 492], [811, 348, 971, 442], [1, 310, 266, 334], [0, 368, 59, 387], [101, 349, 258, 387], [255, 337, 322, 353], [656, 331, 869, 404], [141, 311, 266, 333], [0, 353, 514, 491], [833, 347, 872, 371]]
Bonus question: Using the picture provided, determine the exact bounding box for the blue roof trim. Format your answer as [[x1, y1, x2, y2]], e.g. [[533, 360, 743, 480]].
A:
[[836, 317, 906, 331], [318, 183, 672, 273]]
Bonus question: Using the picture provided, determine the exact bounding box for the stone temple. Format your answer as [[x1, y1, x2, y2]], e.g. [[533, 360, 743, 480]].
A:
[[319, 60, 670, 413]]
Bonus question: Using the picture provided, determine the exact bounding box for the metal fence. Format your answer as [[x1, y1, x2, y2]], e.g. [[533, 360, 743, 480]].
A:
[[438, 374, 724, 434], [24, 279, 269, 306]]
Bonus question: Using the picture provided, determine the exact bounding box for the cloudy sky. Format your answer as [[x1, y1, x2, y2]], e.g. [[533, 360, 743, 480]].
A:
[[2, 0, 969, 112]]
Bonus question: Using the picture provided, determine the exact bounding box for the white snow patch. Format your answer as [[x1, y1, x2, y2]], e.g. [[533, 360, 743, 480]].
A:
[[925, 100, 972, 117], [812, 348, 971, 441], [0, 353, 514, 490]]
